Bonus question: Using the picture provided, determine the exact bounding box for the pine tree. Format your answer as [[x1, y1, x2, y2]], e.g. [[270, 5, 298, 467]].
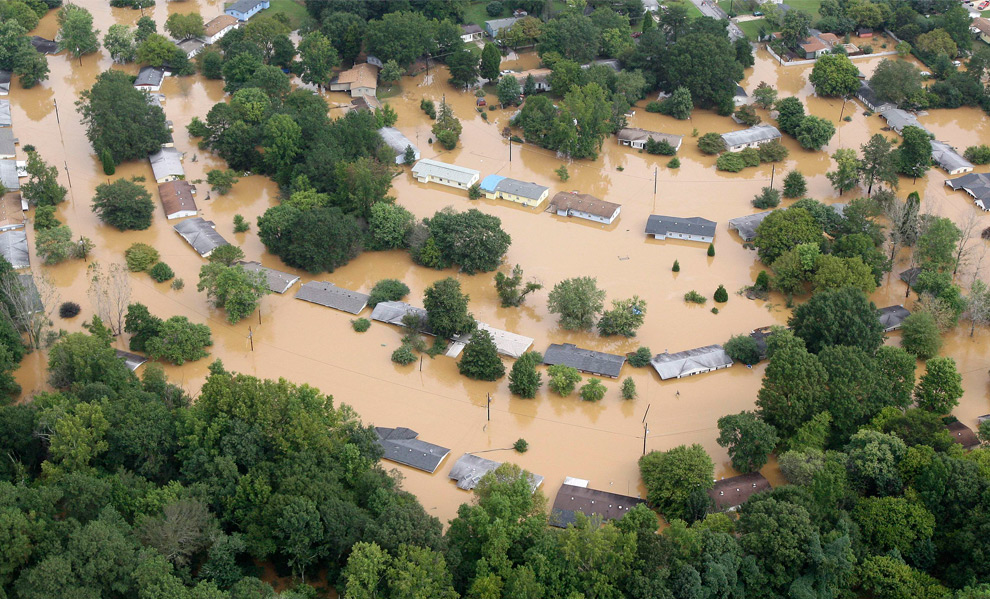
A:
[[508, 351, 542, 398], [714, 284, 728, 302], [708, 244, 715, 257]]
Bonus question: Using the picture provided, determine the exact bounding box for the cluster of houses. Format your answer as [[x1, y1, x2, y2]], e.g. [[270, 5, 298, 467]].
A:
[[769, 26, 874, 60]]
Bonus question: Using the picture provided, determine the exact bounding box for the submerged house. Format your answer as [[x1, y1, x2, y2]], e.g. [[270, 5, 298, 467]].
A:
[[478, 175, 550, 207], [616, 128, 684, 152], [115, 349, 148, 372], [149, 147, 184, 183], [225, 0, 269, 21], [727, 210, 772, 242], [856, 81, 894, 113], [930, 140, 973, 175], [173, 217, 228, 258], [328, 62, 378, 97], [237, 261, 300, 294], [370, 301, 432, 334], [650, 345, 733, 380], [945, 173, 990, 211], [0, 229, 28, 269], [447, 323, 533, 359], [548, 191, 621, 225], [0, 159, 19, 191], [709, 472, 770, 511], [134, 66, 167, 92], [947, 421, 980, 450], [449, 453, 543, 491], [0, 70, 9, 95], [550, 478, 645, 528], [645, 215, 716, 244], [203, 15, 238, 44], [878, 305, 911, 332], [295, 281, 370, 314], [30, 36, 57, 54], [410, 159, 480, 190], [542, 343, 626, 378], [375, 427, 451, 473], [378, 127, 420, 165], [880, 109, 931, 136], [0, 128, 17, 159], [158, 180, 197, 219], [0, 192, 25, 231], [720, 125, 781, 152]]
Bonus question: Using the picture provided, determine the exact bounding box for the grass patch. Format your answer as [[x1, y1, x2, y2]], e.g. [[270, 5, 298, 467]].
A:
[[665, 0, 704, 19], [378, 84, 403, 100], [463, 1, 495, 29], [783, 0, 824, 18], [264, 0, 308, 29], [737, 18, 766, 41]]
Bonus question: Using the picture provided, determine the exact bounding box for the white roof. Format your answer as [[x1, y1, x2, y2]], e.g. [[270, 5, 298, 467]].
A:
[[378, 127, 419, 157], [446, 322, 534, 359], [720, 125, 781, 147], [411, 159, 480, 185], [650, 345, 733, 380], [149, 147, 184, 180], [930, 140, 973, 172]]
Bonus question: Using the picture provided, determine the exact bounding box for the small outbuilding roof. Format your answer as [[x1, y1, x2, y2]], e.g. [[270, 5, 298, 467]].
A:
[[548, 191, 621, 220], [708, 472, 770, 511], [411, 159, 480, 186], [30, 36, 57, 54], [727, 210, 772, 242], [947, 421, 980, 450], [877, 305, 910, 332], [158, 180, 197, 218], [550, 481, 645, 528], [295, 281, 370, 314], [720, 125, 781, 147], [149, 147, 184, 181], [375, 427, 451, 473], [173, 217, 229, 257], [237, 261, 300, 294], [650, 345, 733, 380], [479, 175, 549, 200], [543, 343, 626, 378], [135, 66, 167, 87], [645, 215, 716, 238], [0, 229, 29, 269], [930, 140, 973, 173], [448, 453, 543, 491], [115, 349, 148, 371]]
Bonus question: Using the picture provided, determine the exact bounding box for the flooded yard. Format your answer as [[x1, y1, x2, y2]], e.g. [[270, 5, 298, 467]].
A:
[[10, 4, 990, 522]]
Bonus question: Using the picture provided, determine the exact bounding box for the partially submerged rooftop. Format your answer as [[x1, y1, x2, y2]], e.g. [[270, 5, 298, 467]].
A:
[[550, 480, 645, 528], [0, 229, 29, 269], [448, 453, 543, 491], [720, 125, 781, 147], [479, 175, 549, 201], [650, 345, 733, 380], [173, 217, 228, 257], [709, 472, 770, 511], [237, 261, 300, 294], [295, 281, 369, 314], [447, 322, 534, 359], [115, 349, 148, 372], [945, 172, 990, 211], [548, 191, 621, 220], [878, 305, 910, 332], [645, 215, 716, 239], [375, 427, 451, 473], [370, 301, 433, 335], [543, 343, 625, 378], [947, 421, 980, 450], [727, 210, 772, 242]]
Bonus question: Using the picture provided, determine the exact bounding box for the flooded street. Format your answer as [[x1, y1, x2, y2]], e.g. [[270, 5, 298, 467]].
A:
[[10, 6, 990, 523]]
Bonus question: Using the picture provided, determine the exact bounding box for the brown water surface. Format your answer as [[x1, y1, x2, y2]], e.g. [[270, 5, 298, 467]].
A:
[[10, 11, 990, 523]]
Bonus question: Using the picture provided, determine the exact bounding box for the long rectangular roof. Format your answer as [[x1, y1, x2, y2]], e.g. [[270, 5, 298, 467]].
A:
[[375, 427, 451, 473], [650, 345, 733, 380], [378, 126, 419, 157], [204, 14, 238, 36], [295, 281, 369, 314], [945, 172, 990, 209], [149, 147, 184, 180], [617, 127, 683, 150], [448, 322, 534, 358], [0, 128, 15, 156], [0, 100, 10, 127], [709, 472, 770, 510], [930, 140, 973, 172], [720, 125, 781, 147], [543, 343, 625, 378], [550, 482, 645, 528], [158, 180, 196, 218], [0, 160, 19, 191], [880, 108, 930, 135], [645, 215, 716, 238], [727, 210, 772, 241], [370, 301, 433, 334], [548, 191, 620, 220], [0, 229, 28, 268], [0, 193, 24, 230], [173, 217, 228, 257], [237, 261, 300, 294], [411, 159, 480, 185], [480, 174, 549, 200], [485, 16, 521, 32], [448, 453, 543, 491]]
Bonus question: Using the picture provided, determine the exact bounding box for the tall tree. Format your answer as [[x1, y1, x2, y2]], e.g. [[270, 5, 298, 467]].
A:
[[914, 356, 963, 414], [638, 444, 714, 522], [457, 329, 505, 381], [20, 150, 67, 207], [597, 296, 647, 337], [809, 53, 860, 97], [788, 286, 884, 354], [826, 148, 861, 194], [508, 351, 543, 398], [896, 125, 932, 178], [103, 24, 135, 63], [717, 411, 779, 473], [91, 177, 154, 230], [860, 134, 898, 194], [479, 42, 501, 82], [547, 277, 606, 331], [297, 31, 339, 89], [197, 263, 269, 324], [424, 277, 475, 340], [164, 12, 204, 40], [57, 3, 99, 58], [494, 264, 542, 307], [77, 70, 170, 164]]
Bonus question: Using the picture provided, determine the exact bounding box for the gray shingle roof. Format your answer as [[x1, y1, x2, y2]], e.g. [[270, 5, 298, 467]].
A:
[[650, 345, 733, 380], [0, 128, 15, 157], [856, 81, 894, 112], [492, 177, 549, 200], [728, 210, 772, 242], [720, 125, 781, 147], [930, 140, 973, 173], [485, 16, 521, 33], [0, 230, 28, 268], [237, 261, 300, 294], [294, 281, 369, 314], [0, 160, 19, 191], [878, 305, 910, 332], [645, 215, 716, 238], [0, 100, 10, 127], [411, 159, 480, 185], [115, 349, 148, 371], [173, 217, 228, 257], [880, 109, 930, 135], [378, 127, 419, 160], [370, 301, 433, 334], [135, 66, 166, 87], [543, 343, 626, 378], [227, 0, 266, 13], [616, 127, 683, 151], [375, 427, 451, 473], [30, 37, 57, 54], [149, 147, 184, 181], [945, 172, 990, 210], [448, 454, 543, 491]]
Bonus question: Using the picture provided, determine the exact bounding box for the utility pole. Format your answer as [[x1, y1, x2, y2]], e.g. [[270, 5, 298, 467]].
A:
[[248, 327, 254, 351], [653, 166, 657, 194], [769, 163, 775, 189], [643, 422, 649, 455], [509, 138, 512, 162], [487, 393, 491, 421], [258, 307, 262, 325]]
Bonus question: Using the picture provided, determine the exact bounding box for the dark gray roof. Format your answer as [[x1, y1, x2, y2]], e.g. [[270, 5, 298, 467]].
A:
[[370, 301, 433, 335], [0, 100, 10, 127], [16, 273, 42, 313], [0, 71, 10, 85], [237, 261, 300, 294], [946, 173, 990, 207], [709, 472, 770, 510], [31, 37, 57, 54], [135, 66, 166, 87], [173, 217, 229, 257], [880, 109, 930, 135], [485, 16, 521, 33], [543, 343, 625, 378], [0, 128, 16, 156], [0, 160, 19, 191], [931, 140, 973, 172], [856, 81, 894, 111], [720, 125, 781, 147], [227, 0, 266, 12], [493, 177, 549, 200], [878, 305, 910, 331], [375, 427, 451, 473], [448, 454, 543, 491], [645, 215, 716, 238], [115, 349, 148, 371], [727, 210, 772, 242], [650, 345, 733, 380], [550, 483, 645, 528], [461, 24, 483, 34], [295, 281, 369, 314], [900, 267, 921, 287], [0, 229, 28, 269]]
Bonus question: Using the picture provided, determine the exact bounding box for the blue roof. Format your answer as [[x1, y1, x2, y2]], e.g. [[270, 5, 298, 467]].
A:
[[479, 174, 504, 193]]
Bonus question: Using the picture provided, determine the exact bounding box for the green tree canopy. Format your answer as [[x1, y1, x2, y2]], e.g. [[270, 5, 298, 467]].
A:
[[91, 177, 154, 231]]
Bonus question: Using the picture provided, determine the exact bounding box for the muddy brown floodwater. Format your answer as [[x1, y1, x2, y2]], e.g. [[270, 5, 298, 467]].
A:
[[9, 6, 990, 524]]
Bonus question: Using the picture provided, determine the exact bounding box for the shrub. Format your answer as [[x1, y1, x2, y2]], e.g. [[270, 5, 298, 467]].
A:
[[707, 243, 715, 257], [645, 137, 676, 155], [420, 98, 436, 119], [124, 243, 159, 272], [755, 270, 770, 291], [725, 334, 760, 364], [684, 291, 706, 304], [621, 377, 637, 399], [59, 302, 81, 318], [368, 279, 410, 307], [843, 115, 852, 122], [548, 364, 582, 396], [352, 318, 371, 332], [486, 1, 503, 16], [752, 186, 781, 209], [757, 140, 788, 162], [711, 307, 719, 314], [392, 344, 417, 365], [149, 262, 175, 282], [667, 157, 680, 168], [698, 132, 726, 155], [739, 147, 761, 167], [513, 438, 529, 452], [555, 165, 570, 181], [645, 101, 663, 112], [714, 284, 728, 302], [233, 214, 249, 233], [627, 346, 652, 367], [672, 259, 680, 272], [468, 183, 482, 199], [964, 145, 990, 164], [783, 170, 807, 198], [580, 379, 606, 402], [716, 152, 746, 172], [170, 278, 184, 290], [900, 312, 941, 359]]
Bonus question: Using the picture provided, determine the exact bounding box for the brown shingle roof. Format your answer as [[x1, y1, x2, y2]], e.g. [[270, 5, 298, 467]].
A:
[[947, 421, 980, 450], [818, 32, 840, 44], [708, 472, 770, 510], [548, 191, 621, 220], [338, 63, 378, 90], [204, 15, 238, 37], [801, 38, 827, 53], [158, 180, 197, 217], [974, 18, 990, 37]]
